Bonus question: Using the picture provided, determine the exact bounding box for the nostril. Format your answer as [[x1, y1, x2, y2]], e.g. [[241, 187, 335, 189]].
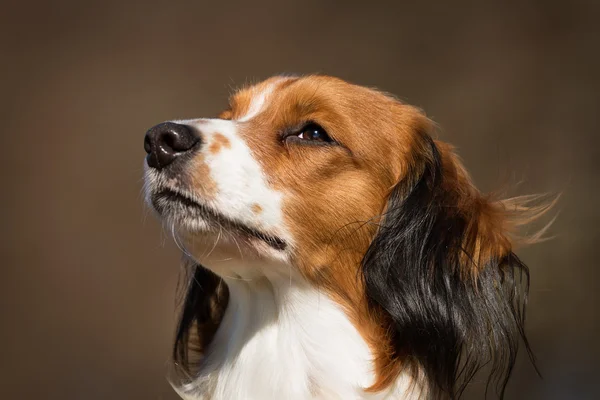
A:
[[162, 131, 177, 151], [144, 134, 152, 154]]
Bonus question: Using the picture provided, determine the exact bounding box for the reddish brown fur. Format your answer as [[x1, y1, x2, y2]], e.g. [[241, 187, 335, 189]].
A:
[[208, 133, 231, 155], [189, 155, 218, 200]]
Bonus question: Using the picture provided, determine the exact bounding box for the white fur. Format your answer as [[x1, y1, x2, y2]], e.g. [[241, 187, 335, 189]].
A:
[[174, 262, 417, 400], [237, 83, 276, 122]]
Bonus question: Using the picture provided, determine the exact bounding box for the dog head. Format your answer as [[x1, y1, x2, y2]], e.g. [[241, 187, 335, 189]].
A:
[[144, 75, 553, 398]]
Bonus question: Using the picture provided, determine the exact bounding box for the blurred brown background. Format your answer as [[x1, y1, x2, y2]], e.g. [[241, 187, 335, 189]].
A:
[[1, 1, 598, 399]]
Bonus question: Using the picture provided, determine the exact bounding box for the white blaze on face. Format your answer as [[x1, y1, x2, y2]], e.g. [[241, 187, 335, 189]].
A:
[[237, 81, 278, 122]]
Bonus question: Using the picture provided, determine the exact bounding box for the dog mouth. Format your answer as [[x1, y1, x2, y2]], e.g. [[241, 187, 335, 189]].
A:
[[150, 189, 287, 251]]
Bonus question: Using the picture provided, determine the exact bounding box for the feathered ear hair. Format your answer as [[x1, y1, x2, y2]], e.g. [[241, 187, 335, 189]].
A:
[[171, 262, 229, 383], [362, 134, 556, 399]]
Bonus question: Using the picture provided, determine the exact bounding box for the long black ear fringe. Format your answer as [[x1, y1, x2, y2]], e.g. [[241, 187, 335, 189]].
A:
[[361, 138, 536, 399], [172, 262, 228, 376]]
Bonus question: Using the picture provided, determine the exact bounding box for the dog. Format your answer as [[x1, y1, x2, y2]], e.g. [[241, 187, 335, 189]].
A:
[[143, 75, 554, 399]]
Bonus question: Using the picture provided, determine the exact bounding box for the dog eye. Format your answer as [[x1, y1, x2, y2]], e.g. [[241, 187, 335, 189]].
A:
[[296, 123, 332, 143]]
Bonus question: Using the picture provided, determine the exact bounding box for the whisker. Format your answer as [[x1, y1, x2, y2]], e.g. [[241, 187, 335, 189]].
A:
[[205, 222, 223, 259], [171, 222, 194, 260]]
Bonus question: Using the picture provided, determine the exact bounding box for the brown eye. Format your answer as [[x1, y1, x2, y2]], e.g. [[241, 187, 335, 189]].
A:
[[296, 123, 332, 142]]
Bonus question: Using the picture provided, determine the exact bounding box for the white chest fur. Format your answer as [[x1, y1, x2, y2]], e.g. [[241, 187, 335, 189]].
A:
[[174, 273, 416, 400]]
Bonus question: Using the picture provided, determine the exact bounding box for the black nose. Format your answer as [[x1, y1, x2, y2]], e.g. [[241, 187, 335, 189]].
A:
[[144, 122, 200, 169]]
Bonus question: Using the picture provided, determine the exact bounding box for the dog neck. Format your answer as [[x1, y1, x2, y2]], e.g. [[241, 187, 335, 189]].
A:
[[175, 259, 416, 400]]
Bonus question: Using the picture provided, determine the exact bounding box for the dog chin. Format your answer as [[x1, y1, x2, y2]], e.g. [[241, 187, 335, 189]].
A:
[[180, 229, 290, 273], [155, 210, 287, 267]]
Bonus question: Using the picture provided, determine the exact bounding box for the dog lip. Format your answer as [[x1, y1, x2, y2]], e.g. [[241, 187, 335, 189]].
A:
[[151, 189, 202, 213], [151, 189, 287, 251]]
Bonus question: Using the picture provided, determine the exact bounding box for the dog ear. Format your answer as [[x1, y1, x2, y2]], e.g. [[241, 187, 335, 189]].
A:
[[361, 135, 554, 399], [172, 261, 229, 379]]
